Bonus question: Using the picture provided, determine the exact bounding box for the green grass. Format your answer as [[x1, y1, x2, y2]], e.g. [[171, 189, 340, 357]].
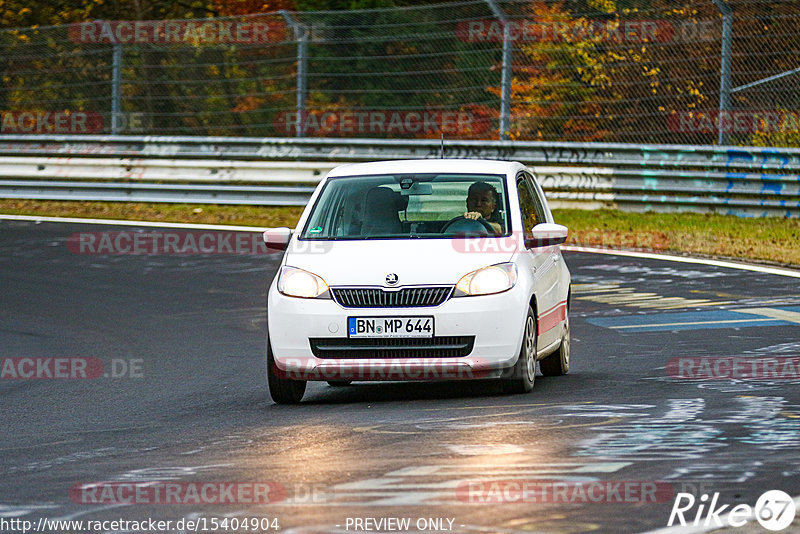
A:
[[0, 200, 304, 228], [2, 200, 799, 267], [554, 209, 800, 267]]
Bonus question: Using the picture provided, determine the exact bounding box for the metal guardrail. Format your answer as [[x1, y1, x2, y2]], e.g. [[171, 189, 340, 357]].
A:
[[4, 134, 800, 167], [0, 157, 333, 183], [0, 135, 798, 217]]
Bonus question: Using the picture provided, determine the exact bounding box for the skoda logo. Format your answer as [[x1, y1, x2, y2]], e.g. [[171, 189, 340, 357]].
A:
[[385, 273, 399, 286]]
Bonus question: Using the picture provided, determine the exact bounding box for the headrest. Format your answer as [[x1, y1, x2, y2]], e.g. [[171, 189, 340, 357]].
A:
[[366, 186, 408, 212]]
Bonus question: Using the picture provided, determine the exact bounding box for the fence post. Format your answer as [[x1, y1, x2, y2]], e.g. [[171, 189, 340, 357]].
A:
[[280, 11, 309, 138], [484, 0, 511, 140], [111, 42, 123, 135], [713, 0, 733, 146]]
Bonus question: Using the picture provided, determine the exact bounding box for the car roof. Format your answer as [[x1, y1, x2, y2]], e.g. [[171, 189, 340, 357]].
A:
[[326, 159, 525, 178]]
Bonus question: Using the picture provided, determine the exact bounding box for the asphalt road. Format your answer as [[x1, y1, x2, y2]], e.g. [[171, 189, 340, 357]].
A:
[[2, 219, 800, 534]]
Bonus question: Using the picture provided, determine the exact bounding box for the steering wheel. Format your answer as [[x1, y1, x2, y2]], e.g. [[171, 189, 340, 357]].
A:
[[441, 215, 495, 236]]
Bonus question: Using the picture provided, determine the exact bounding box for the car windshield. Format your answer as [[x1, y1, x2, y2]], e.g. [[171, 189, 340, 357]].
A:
[[300, 173, 510, 240]]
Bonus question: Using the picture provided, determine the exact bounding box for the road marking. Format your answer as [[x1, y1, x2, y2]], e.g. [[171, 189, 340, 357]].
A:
[[587, 293, 661, 302], [576, 283, 732, 310], [0, 438, 83, 452], [313, 461, 632, 506], [588, 308, 799, 332], [445, 444, 524, 455], [563, 245, 800, 279], [734, 307, 800, 324], [355, 417, 625, 434], [610, 318, 778, 330], [382, 463, 632, 477], [417, 401, 595, 412], [652, 301, 737, 309], [0, 504, 60, 518]]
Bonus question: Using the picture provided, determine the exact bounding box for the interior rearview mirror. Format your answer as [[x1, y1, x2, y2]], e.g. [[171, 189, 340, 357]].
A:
[[400, 182, 433, 195]]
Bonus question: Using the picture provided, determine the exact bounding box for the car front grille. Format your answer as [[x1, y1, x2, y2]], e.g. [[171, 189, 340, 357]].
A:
[[331, 286, 453, 308], [309, 336, 475, 359]]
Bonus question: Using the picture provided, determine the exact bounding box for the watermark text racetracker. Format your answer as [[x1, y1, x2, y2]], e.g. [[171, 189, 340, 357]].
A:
[[0, 357, 143, 379], [70, 481, 286, 504], [69, 19, 286, 44], [0, 110, 146, 134], [275, 357, 492, 381], [1, 111, 102, 134], [72, 230, 670, 256], [669, 110, 800, 134], [667, 357, 800, 380], [450, 230, 671, 254], [456, 480, 674, 504], [68, 231, 331, 255], [275, 110, 488, 136], [457, 18, 716, 44]]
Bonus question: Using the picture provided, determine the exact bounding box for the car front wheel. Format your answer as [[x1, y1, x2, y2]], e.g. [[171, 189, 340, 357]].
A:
[[267, 339, 306, 404], [501, 305, 537, 394]]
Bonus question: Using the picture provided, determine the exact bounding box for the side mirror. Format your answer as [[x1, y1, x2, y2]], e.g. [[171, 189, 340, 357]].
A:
[[525, 223, 568, 248], [263, 227, 293, 252]]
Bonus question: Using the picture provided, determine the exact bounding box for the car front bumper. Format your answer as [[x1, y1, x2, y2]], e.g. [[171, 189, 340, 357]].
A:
[[267, 285, 529, 381]]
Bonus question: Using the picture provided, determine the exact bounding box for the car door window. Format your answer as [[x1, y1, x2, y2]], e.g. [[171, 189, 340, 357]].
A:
[[523, 172, 548, 223], [516, 176, 541, 236]]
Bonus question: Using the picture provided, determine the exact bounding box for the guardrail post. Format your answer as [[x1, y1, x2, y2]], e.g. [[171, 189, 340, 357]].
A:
[[280, 11, 309, 138], [111, 42, 123, 135], [484, 0, 512, 140], [713, 0, 733, 146]]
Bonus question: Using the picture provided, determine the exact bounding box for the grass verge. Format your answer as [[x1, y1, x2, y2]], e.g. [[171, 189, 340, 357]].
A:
[[0, 200, 304, 228], [556, 208, 800, 267], [1, 200, 798, 267]]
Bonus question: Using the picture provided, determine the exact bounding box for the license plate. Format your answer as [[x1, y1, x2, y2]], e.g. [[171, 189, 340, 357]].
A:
[[348, 316, 434, 338]]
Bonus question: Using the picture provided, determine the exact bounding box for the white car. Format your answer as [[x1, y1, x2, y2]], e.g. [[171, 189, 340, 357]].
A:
[[264, 159, 571, 403]]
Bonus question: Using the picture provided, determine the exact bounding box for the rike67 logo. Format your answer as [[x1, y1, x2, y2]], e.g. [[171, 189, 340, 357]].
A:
[[669, 490, 796, 531]]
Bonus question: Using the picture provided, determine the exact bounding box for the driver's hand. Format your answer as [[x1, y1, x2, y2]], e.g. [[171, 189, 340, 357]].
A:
[[464, 211, 482, 220]]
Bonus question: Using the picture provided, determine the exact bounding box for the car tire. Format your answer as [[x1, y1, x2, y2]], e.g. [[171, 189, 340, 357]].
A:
[[501, 305, 537, 394], [327, 381, 352, 387], [540, 309, 570, 376], [267, 339, 306, 404]]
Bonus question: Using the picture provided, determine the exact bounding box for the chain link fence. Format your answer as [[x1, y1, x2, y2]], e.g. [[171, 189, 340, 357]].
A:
[[1, 0, 798, 146]]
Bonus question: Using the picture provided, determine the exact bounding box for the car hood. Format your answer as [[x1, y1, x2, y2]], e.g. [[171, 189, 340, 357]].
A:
[[284, 238, 516, 287]]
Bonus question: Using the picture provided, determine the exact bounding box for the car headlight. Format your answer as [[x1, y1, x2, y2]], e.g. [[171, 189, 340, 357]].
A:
[[454, 263, 518, 297], [278, 266, 330, 299]]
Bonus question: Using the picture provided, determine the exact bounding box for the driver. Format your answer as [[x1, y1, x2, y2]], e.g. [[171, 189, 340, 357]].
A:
[[464, 181, 503, 235]]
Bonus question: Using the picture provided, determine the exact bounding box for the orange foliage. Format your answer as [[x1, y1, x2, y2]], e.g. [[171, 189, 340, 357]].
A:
[[212, 0, 296, 17]]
